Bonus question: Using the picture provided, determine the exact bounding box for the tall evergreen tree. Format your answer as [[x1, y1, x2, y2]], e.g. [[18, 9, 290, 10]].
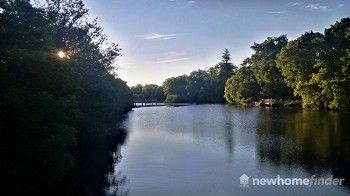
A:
[[222, 49, 231, 63]]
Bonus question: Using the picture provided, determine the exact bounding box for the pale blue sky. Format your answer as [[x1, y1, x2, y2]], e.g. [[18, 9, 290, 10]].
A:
[[84, 0, 349, 86]]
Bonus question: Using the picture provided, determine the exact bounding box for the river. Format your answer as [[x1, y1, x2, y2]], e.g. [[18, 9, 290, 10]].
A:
[[105, 104, 350, 196]]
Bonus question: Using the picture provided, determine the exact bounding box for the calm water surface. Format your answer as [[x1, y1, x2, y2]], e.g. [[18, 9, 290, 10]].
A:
[[106, 105, 350, 196]]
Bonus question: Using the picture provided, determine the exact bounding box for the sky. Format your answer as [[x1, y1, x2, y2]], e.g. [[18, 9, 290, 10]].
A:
[[84, 0, 350, 86]]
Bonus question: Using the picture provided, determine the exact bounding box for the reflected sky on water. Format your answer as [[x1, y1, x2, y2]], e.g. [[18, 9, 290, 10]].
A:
[[106, 105, 350, 196]]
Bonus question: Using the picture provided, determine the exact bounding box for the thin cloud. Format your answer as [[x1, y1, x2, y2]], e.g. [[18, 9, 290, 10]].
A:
[[267, 10, 287, 14], [188, 1, 196, 4], [139, 33, 177, 40], [155, 51, 191, 64], [287, 2, 304, 6], [305, 4, 328, 11], [156, 57, 191, 64]]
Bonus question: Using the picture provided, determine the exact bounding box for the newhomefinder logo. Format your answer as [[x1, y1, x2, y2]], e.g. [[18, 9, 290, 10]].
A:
[[240, 174, 249, 187], [240, 174, 345, 188]]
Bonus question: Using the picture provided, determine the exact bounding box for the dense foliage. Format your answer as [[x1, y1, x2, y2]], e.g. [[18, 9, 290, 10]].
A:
[[224, 58, 260, 105], [0, 0, 132, 194], [224, 35, 293, 105], [277, 18, 350, 110], [162, 49, 237, 104], [250, 35, 293, 99], [225, 18, 350, 110], [131, 84, 165, 102]]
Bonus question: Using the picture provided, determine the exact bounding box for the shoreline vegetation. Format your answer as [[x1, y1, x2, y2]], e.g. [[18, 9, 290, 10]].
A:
[[0, 1, 132, 195], [132, 19, 350, 111]]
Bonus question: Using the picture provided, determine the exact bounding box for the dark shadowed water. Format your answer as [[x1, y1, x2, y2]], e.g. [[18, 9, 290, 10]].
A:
[[105, 104, 350, 196]]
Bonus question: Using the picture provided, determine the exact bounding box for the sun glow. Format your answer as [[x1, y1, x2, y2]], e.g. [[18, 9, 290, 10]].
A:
[[57, 50, 67, 59]]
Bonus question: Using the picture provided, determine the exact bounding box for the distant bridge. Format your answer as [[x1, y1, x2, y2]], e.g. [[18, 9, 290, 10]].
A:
[[133, 94, 163, 107], [133, 98, 161, 107], [132, 95, 191, 108]]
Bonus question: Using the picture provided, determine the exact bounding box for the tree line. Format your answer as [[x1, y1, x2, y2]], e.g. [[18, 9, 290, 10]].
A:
[[131, 84, 165, 102], [226, 18, 350, 110], [132, 49, 236, 104], [225, 35, 293, 106], [132, 18, 350, 110], [0, 0, 132, 195]]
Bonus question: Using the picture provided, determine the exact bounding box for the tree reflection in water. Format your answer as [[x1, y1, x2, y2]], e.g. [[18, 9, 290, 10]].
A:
[[105, 147, 129, 196], [256, 108, 350, 188], [63, 128, 129, 196]]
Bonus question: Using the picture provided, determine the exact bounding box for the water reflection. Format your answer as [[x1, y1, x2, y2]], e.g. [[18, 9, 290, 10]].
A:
[[223, 106, 234, 157], [256, 109, 350, 187], [108, 105, 350, 196], [64, 129, 129, 196]]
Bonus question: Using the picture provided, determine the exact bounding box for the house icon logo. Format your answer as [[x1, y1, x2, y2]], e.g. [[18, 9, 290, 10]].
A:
[[240, 174, 249, 187]]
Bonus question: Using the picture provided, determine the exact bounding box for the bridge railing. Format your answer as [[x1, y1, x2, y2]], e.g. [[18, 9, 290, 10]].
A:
[[133, 97, 159, 107]]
